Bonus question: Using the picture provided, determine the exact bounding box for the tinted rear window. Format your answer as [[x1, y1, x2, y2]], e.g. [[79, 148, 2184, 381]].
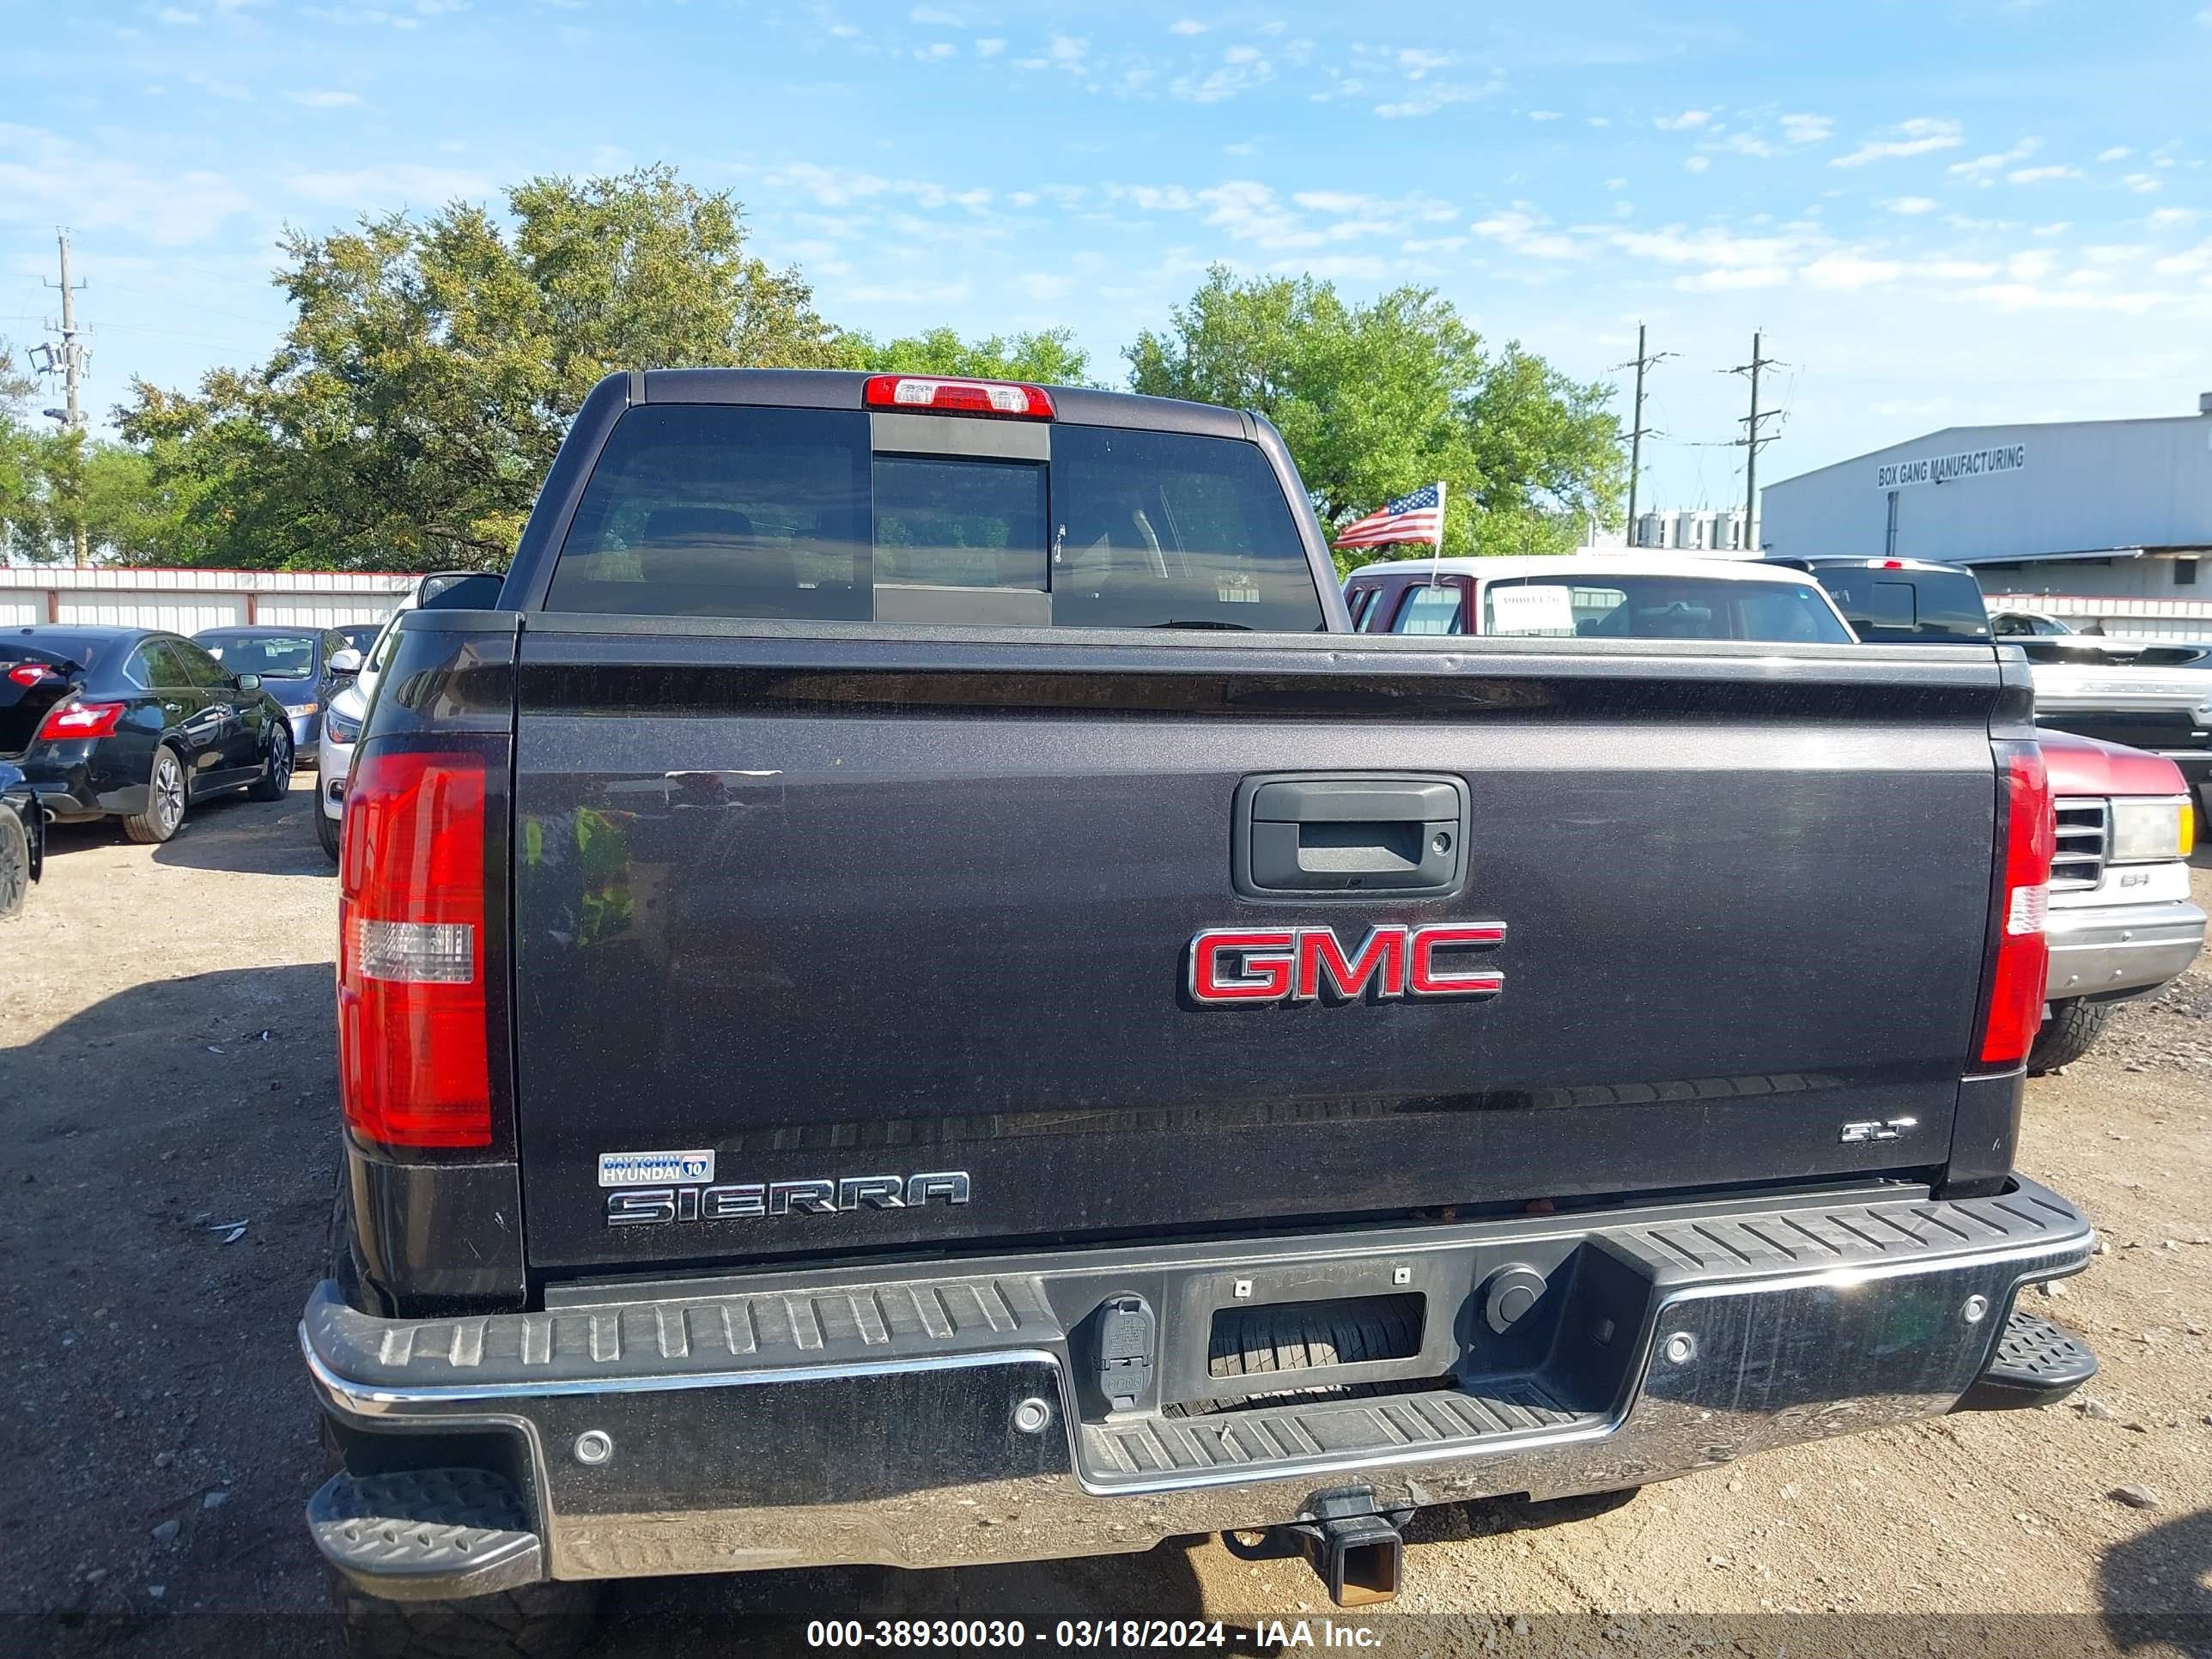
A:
[[543, 405, 1323, 631], [1808, 567, 1990, 642], [3, 634, 110, 671], [1480, 576, 1853, 643]]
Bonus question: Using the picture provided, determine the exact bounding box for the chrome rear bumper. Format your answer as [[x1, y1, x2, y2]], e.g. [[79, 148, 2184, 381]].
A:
[[305, 1176, 2094, 1589]]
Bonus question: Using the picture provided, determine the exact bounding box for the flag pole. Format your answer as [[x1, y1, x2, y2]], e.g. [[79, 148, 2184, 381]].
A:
[[1424, 479, 1446, 588]]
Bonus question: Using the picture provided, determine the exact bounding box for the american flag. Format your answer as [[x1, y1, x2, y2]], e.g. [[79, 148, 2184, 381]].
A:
[[1331, 482, 1446, 550]]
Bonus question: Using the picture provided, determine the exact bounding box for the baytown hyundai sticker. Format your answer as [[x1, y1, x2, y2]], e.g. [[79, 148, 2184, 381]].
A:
[[599, 1149, 715, 1187]]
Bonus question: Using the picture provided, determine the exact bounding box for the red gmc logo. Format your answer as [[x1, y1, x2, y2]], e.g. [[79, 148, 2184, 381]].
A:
[[1188, 923, 1506, 1005]]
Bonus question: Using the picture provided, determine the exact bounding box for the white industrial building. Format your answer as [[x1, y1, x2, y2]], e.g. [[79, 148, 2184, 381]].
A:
[[0, 567, 413, 634], [1760, 393, 2212, 636]]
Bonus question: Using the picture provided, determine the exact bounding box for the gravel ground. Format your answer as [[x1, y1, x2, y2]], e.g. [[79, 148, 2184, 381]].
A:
[[1, 780, 2206, 1659]]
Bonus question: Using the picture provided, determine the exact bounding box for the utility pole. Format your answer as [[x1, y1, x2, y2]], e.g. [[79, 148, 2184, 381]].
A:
[[31, 228, 92, 566], [1728, 330, 1784, 554], [1616, 324, 1675, 546]]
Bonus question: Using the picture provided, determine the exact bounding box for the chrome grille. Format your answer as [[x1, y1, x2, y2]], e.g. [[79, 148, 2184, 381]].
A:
[[2051, 798, 2108, 890]]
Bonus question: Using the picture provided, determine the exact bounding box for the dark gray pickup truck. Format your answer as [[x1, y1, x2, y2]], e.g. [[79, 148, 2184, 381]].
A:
[[305, 369, 2098, 1655]]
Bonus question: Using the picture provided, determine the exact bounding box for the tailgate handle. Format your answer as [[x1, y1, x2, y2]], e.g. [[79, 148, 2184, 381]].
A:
[[1234, 775, 1469, 899]]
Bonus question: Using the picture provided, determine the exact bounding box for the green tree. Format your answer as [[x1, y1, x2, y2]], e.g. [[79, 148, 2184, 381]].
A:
[[843, 325, 1096, 386], [1127, 266, 1621, 566], [118, 166, 849, 571]]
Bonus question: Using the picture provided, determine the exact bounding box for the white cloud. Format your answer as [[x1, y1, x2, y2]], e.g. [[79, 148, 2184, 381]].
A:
[[1885, 196, 1938, 214], [1802, 254, 1902, 290], [1173, 48, 1273, 103], [1170, 17, 1206, 33], [1396, 48, 1452, 76], [0, 122, 252, 246], [2097, 146, 2133, 162], [1676, 266, 1790, 291], [975, 36, 1003, 56], [288, 88, 361, 107], [1781, 112, 1832, 145], [2148, 207, 2197, 230], [1832, 117, 1963, 167], [1471, 207, 1586, 260], [1528, 109, 1561, 121], [155, 6, 200, 21], [285, 162, 495, 205], [1683, 155, 1710, 173], [915, 41, 955, 59], [2008, 165, 2078, 184], [1374, 83, 1469, 118], [1655, 109, 1711, 131], [2122, 173, 2162, 193], [908, 4, 961, 22], [1949, 137, 2039, 179]]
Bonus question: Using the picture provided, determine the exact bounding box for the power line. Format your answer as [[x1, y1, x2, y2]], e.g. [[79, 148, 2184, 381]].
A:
[[1614, 322, 1676, 545], [1726, 330, 1784, 555], [27, 228, 92, 566]]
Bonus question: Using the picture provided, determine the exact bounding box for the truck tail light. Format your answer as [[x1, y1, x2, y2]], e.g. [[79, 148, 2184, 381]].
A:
[[862, 374, 1055, 419], [1976, 741, 2055, 1067], [337, 743, 494, 1148], [36, 699, 125, 740]]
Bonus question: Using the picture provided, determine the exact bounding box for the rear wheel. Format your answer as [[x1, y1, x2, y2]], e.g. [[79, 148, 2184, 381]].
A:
[[123, 747, 186, 844], [250, 725, 293, 800], [0, 811, 28, 919], [2028, 999, 2112, 1074], [316, 799, 343, 863]]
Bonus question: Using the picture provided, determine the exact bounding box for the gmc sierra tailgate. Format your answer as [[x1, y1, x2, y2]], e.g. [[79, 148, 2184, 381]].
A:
[[510, 625, 2010, 1273]]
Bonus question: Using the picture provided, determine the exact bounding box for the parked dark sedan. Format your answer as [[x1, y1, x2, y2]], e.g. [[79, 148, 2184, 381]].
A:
[[1, 626, 295, 843], [0, 758, 40, 918], [194, 624, 361, 757]]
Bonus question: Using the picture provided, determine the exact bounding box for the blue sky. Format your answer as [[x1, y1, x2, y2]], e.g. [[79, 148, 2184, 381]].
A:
[[3, 0, 2209, 511]]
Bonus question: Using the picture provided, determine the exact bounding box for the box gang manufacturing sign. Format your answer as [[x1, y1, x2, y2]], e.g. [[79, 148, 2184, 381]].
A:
[[1875, 444, 2028, 489]]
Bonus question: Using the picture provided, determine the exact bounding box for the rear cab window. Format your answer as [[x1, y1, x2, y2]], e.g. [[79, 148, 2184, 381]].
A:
[[1480, 576, 1854, 643], [543, 405, 1325, 631], [1804, 565, 1990, 642]]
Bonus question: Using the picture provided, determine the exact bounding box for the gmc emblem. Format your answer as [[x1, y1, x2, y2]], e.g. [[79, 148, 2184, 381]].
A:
[[1188, 922, 1506, 1005]]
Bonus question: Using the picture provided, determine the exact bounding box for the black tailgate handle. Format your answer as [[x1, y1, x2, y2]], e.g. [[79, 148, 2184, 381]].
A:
[[1232, 774, 1470, 900]]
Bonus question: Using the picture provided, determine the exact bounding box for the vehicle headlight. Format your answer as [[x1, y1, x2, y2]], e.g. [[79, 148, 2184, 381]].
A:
[[2108, 795, 2195, 862], [325, 709, 362, 744], [289, 702, 319, 717]]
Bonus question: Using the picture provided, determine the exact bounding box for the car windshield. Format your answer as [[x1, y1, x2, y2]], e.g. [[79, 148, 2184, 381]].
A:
[[1481, 576, 1854, 643], [200, 635, 318, 677]]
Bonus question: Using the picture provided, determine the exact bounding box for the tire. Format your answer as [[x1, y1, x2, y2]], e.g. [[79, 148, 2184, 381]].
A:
[[317, 799, 343, 863], [2028, 999, 2112, 1074], [249, 724, 293, 801], [0, 811, 27, 920], [331, 1572, 604, 1659], [123, 746, 187, 844]]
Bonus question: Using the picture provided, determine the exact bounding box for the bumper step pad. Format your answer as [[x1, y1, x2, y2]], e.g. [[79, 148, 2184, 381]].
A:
[[308, 1467, 545, 1601], [1955, 1308, 2098, 1412]]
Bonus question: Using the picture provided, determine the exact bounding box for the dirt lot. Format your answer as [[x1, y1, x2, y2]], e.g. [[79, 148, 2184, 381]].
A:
[[2, 778, 2208, 1658]]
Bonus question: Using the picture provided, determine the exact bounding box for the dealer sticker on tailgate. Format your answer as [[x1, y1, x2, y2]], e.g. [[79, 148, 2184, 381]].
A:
[[599, 1149, 715, 1187]]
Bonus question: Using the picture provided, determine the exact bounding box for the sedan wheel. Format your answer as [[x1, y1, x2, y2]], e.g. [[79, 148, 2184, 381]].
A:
[[250, 726, 293, 801], [124, 748, 186, 844]]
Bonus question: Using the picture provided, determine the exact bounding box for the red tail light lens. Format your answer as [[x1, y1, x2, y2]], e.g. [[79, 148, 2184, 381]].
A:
[[862, 374, 1054, 419], [1978, 743, 2055, 1066], [36, 699, 125, 740], [337, 745, 492, 1148], [9, 662, 54, 687]]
